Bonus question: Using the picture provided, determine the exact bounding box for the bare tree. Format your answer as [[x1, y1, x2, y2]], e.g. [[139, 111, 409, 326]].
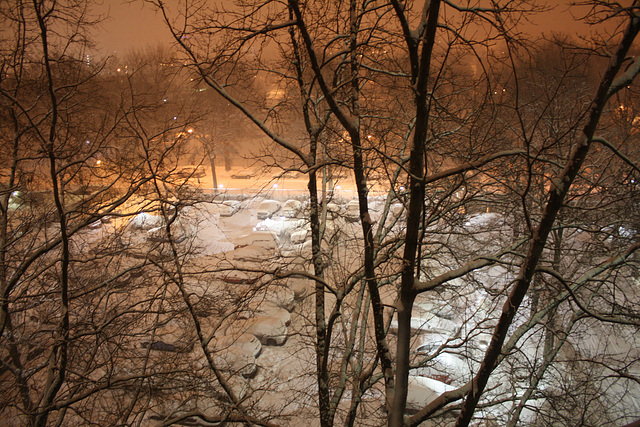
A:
[[4, 0, 640, 426], [149, 0, 640, 425], [0, 1, 247, 425]]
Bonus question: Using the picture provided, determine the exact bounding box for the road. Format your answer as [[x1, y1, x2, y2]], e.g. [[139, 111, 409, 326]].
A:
[[186, 165, 391, 200]]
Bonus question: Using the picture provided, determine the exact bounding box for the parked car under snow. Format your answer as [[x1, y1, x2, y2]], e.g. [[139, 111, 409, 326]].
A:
[[281, 199, 303, 218], [225, 315, 288, 346], [218, 200, 241, 217], [256, 199, 281, 219]]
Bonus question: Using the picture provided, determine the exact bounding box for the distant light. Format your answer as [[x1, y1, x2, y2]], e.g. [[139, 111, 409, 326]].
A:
[[399, 186, 405, 191], [85, 140, 90, 144], [336, 185, 341, 190], [187, 128, 194, 133], [96, 160, 102, 166], [116, 68, 121, 72], [163, 98, 167, 102], [273, 183, 278, 189], [218, 184, 224, 189], [173, 116, 177, 120]]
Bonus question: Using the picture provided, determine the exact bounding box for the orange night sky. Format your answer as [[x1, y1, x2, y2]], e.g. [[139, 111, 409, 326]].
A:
[[93, 0, 623, 57]]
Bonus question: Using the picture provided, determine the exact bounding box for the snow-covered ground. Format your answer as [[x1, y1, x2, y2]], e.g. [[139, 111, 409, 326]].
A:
[[77, 196, 639, 425]]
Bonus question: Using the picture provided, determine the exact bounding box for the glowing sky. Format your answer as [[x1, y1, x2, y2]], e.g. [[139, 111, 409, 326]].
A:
[[93, 0, 617, 57], [94, 0, 174, 56]]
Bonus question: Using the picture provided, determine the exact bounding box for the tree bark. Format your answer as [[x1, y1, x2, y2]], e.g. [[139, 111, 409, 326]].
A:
[[389, 1, 441, 424]]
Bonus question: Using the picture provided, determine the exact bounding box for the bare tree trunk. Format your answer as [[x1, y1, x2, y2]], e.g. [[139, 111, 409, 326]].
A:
[[544, 228, 564, 359], [206, 145, 218, 191], [308, 166, 333, 426], [389, 0, 441, 423], [31, 5, 70, 424]]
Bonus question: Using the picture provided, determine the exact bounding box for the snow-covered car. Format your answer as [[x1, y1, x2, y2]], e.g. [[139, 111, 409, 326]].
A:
[[88, 220, 102, 229], [281, 199, 302, 218], [127, 212, 164, 230], [212, 345, 258, 378], [234, 230, 280, 250], [389, 304, 460, 337], [281, 240, 312, 265], [326, 202, 342, 219], [405, 375, 455, 413], [345, 199, 360, 222], [141, 318, 195, 353], [390, 202, 405, 220], [210, 333, 262, 358], [247, 302, 291, 327], [286, 278, 312, 299], [218, 269, 259, 285], [250, 285, 296, 312], [463, 212, 504, 231], [141, 340, 193, 353], [226, 315, 288, 346], [413, 332, 451, 354], [470, 333, 491, 351], [281, 237, 334, 268], [256, 199, 281, 219], [219, 200, 241, 217], [410, 332, 472, 386], [147, 225, 188, 243], [410, 350, 471, 386], [253, 218, 305, 239], [290, 227, 310, 244], [253, 220, 273, 232], [231, 171, 253, 179], [233, 244, 279, 263], [88, 216, 111, 229], [243, 196, 265, 209]]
